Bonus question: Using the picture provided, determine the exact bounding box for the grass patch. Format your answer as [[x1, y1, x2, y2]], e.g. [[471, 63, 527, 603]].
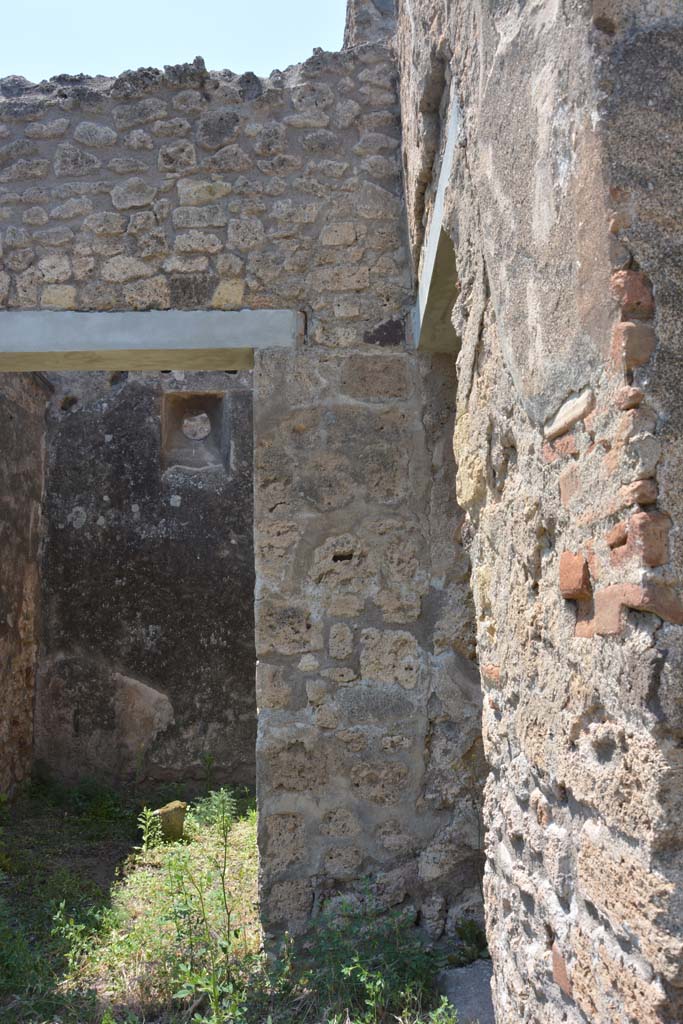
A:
[[1, 783, 486, 1024], [0, 778, 138, 1022]]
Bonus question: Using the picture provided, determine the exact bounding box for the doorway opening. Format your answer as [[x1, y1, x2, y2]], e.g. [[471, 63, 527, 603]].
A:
[[28, 369, 256, 791]]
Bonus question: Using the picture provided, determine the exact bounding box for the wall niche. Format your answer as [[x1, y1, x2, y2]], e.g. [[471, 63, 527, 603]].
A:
[[161, 391, 230, 472]]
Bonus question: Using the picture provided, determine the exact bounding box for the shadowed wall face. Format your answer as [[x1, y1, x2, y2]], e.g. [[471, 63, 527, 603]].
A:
[[0, 373, 46, 798], [35, 370, 256, 788]]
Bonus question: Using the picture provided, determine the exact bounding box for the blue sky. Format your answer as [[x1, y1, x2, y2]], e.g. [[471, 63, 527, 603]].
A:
[[1, 0, 347, 83]]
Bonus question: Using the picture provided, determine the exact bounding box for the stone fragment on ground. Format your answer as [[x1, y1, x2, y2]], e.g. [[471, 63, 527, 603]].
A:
[[437, 959, 495, 1024], [155, 800, 187, 841]]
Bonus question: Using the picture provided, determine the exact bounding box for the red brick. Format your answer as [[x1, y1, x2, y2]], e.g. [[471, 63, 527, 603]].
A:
[[575, 597, 596, 638], [595, 582, 683, 635], [595, 584, 647, 635], [606, 520, 628, 549], [646, 583, 683, 625], [629, 510, 671, 567], [583, 409, 599, 436], [611, 321, 656, 370], [619, 479, 658, 507], [610, 511, 670, 567], [560, 551, 592, 600], [610, 272, 655, 320], [616, 386, 644, 410], [542, 435, 578, 463], [552, 941, 573, 998]]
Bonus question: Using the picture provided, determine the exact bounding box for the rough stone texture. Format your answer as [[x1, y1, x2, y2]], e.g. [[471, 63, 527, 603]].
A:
[[0, 42, 482, 935], [156, 799, 187, 840], [0, 50, 410, 327], [397, 1, 683, 1021], [0, 373, 47, 797], [344, 0, 396, 48], [601, 13, 683, 1023], [3, 1, 683, 1019], [255, 348, 482, 940], [35, 370, 255, 787]]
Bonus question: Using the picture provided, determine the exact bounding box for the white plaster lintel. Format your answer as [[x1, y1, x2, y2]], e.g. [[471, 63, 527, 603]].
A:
[[412, 97, 462, 352], [0, 309, 303, 353]]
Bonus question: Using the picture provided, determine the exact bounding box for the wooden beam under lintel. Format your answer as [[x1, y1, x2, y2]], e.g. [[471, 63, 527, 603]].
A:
[[0, 309, 302, 371], [0, 347, 256, 372]]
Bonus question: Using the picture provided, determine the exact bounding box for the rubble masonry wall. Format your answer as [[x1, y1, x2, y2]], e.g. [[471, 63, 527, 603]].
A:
[[397, 1, 683, 1020], [0, 38, 485, 941]]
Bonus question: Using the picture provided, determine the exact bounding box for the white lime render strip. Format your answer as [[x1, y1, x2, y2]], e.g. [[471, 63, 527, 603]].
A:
[[412, 97, 462, 353], [0, 309, 304, 370]]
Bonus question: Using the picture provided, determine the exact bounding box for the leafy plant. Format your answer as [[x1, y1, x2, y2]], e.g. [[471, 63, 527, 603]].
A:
[[424, 996, 460, 1024], [137, 805, 163, 851], [256, 894, 450, 1024], [0, 898, 35, 995], [168, 789, 246, 1022], [186, 787, 237, 832], [201, 752, 216, 792], [0, 783, 466, 1024]]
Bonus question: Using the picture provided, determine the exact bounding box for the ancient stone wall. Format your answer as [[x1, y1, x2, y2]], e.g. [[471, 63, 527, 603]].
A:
[[5, 1, 683, 1017], [255, 346, 483, 941], [0, 373, 47, 797], [397, 1, 683, 1021], [35, 370, 255, 787], [0, 48, 406, 324], [0, 37, 484, 935], [344, 0, 397, 49]]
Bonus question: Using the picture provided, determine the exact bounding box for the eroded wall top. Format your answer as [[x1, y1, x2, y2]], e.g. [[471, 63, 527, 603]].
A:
[[344, 0, 397, 48], [0, 46, 411, 347]]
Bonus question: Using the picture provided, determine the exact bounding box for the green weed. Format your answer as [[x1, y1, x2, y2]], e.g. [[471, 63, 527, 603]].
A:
[[258, 895, 453, 1024], [136, 805, 163, 851], [0, 782, 478, 1024]]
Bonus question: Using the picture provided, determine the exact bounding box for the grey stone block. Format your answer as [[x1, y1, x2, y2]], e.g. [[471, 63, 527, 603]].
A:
[[437, 959, 495, 1024]]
